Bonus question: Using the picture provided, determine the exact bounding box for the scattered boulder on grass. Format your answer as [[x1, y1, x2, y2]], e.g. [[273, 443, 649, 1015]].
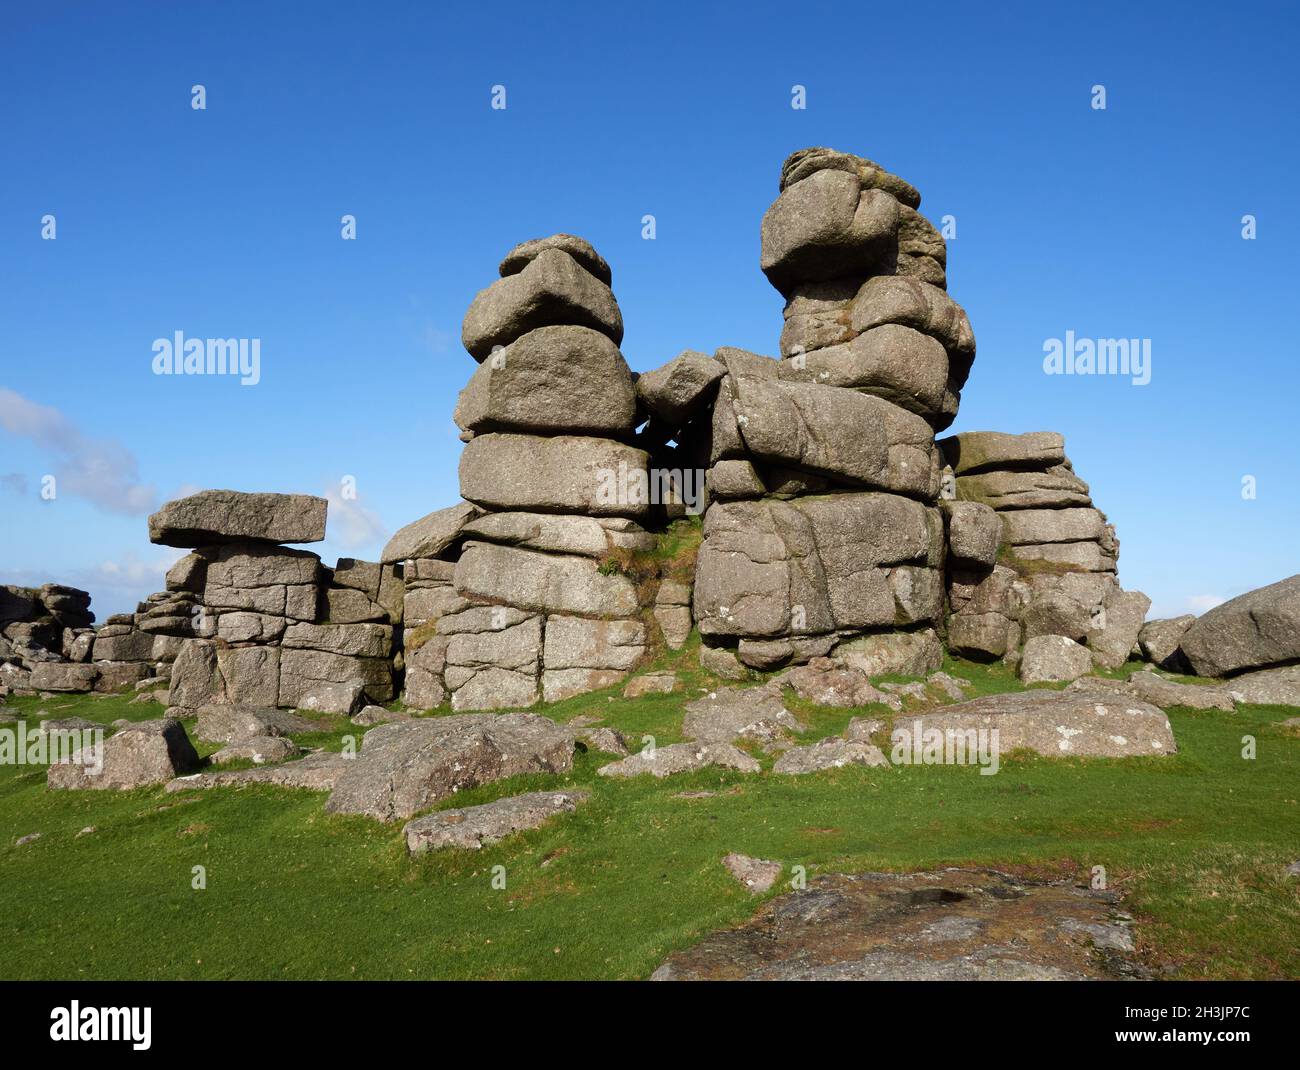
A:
[[167, 750, 350, 793], [1138, 616, 1195, 671], [722, 853, 783, 894], [1124, 671, 1236, 712], [193, 704, 323, 744], [403, 790, 589, 854], [623, 672, 677, 698], [771, 658, 900, 709], [772, 736, 889, 774], [682, 686, 806, 750], [1225, 664, 1300, 707], [578, 726, 630, 756], [351, 704, 412, 726], [1177, 574, 1300, 678], [906, 689, 1176, 759], [210, 735, 300, 765], [597, 741, 760, 779], [47, 718, 200, 791], [324, 713, 577, 822]]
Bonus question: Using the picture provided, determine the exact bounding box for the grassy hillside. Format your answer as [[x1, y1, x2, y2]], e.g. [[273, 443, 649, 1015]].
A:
[[1, 646, 1297, 980]]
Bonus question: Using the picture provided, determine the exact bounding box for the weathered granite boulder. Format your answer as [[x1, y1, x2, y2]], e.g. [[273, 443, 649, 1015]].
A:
[[459, 433, 650, 518], [210, 735, 300, 765], [694, 494, 942, 640], [380, 502, 481, 565], [1177, 575, 1300, 678], [462, 247, 623, 360], [455, 542, 639, 618], [1018, 635, 1093, 684], [1224, 664, 1300, 706], [1137, 616, 1195, 672], [541, 616, 646, 703], [771, 659, 900, 708], [942, 500, 1000, 568], [499, 234, 611, 286], [682, 686, 806, 748], [148, 491, 326, 546], [403, 789, 588, 854], [29, 662, 98, 692], [47, 718, 200, 790], [455, 325, 636, 437], [596, 741, 761, 778], [907, 689, 1176, 758], [324, 713, 577, 822], [831, 629, 943, 678], [1088, 588, 1151, 671], [459, 512, 654, 559], [772, 736, 889, 774], [635, 350, 727, 426], [193, 703, 322, 744], [939, 432, 1065, 476], [760, 170, 899, 295]]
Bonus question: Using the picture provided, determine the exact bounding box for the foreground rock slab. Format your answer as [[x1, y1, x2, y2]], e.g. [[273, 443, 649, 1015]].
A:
[[324, 713, 577, 822], [907, 689, 1177, 758], [652, 868, 1146, 980], [403, 790, 588, 854]]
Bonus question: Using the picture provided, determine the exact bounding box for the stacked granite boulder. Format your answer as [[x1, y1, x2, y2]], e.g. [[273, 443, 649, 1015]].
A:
[[672, 149, 968, 675], [938, 431, 1149, 673], [1, 582, 96, 692], [153, 490, 398, 715], [406, 235, 662, 711]]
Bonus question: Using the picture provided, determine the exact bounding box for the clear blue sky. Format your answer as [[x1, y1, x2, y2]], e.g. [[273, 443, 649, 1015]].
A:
[[2, 0, 1297, 620]]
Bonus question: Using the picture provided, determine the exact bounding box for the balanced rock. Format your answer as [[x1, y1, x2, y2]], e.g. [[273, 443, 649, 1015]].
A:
[[148, 490, 326, 547], [462, 247, 622, 360]]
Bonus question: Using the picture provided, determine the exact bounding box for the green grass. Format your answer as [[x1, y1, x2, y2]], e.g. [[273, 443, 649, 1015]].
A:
[[2, 653, 1298, 980]]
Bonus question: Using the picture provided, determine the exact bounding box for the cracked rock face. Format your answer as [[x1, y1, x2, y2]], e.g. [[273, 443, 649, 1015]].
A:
[[652, 868, 1148, 981]]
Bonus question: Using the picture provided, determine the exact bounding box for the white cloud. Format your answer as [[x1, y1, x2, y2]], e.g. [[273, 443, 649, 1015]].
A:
[[0, 387, 156, 515], [325, 486, 386, 550], [1185, 594, 1225, 615]]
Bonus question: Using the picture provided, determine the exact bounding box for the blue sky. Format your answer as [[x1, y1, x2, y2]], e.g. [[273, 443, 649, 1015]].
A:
[[2, 0, 1297, 620]]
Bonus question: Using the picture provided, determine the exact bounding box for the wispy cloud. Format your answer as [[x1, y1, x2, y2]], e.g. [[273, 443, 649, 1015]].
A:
[[0, 387, 156, 515], [1185, 594, 1226, 614], [325, 485, 386, 550]]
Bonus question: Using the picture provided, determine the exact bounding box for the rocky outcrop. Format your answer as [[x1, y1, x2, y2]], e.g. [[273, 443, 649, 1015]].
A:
[[939, 431, 1149, 671], [403, 789, 588, 854]]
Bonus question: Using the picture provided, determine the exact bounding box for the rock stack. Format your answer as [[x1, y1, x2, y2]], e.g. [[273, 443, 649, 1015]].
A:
[[153, 490, 399, 714], [1, 582, 97, 693], [938, 431, 1149, 673], [671, 148, 970, 675], [398, 235, 662, 711]]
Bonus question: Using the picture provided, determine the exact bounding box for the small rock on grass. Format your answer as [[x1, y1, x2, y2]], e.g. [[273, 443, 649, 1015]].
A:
[[723, 852, 782, 894], [15, 832, 42, 847]]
